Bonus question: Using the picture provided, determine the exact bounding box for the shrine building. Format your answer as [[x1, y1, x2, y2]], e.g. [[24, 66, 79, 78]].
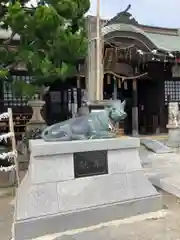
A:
[[86, 7, 180, 135]]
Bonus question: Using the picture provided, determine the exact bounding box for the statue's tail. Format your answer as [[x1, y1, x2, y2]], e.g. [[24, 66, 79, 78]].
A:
[[41, 121, 72, 142], [41, 124, 54, 141]]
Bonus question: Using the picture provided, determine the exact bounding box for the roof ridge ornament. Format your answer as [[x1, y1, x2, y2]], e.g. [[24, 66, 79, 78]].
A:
[[123, 4, 131, 13], [105, 4, 138, 26]]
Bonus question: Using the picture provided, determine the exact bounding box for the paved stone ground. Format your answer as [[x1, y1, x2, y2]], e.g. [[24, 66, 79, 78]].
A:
[[139, 144, 180, 197], [0, 196, 14, 240]]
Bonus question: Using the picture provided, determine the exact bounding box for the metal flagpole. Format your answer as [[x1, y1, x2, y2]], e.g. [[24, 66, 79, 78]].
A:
[[96, 0, 101, 100]]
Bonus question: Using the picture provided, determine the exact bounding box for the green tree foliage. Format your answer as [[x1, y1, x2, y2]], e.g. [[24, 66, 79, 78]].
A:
[[0, 0, 28, 76], [0, 0, 90, 98]]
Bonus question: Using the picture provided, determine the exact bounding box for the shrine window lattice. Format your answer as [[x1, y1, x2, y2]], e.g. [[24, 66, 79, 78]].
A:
[[164, 80, 180, 105], [3, 75, 32, 106]]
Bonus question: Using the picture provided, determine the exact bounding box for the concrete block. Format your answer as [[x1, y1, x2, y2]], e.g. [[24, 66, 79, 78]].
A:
[[167, 128, 180, 147], [30, 154, 74, 184], [126, 171, 157, 199], [56, 172, 158, 213], [108, 148, 141, 174], [29, 137, 140, 156], [15, 174, 59, 221]]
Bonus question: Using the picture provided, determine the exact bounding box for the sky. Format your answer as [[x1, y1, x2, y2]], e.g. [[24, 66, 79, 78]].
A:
[[88, 0, 180, 28]]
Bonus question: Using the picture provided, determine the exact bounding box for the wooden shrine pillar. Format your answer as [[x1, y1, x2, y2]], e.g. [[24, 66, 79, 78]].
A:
[[76, 74, 81, 89], [132, 78, 139, 136], [113, 76, 117, 100], [158, 79, 165, 132]]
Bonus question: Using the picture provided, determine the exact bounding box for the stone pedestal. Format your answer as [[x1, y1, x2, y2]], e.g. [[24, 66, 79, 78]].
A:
[[26, 99, 46, 131], [166, 102, 180, 147], [25, 99, 46, 143], [166, 125, 180, 147], [13, 137, 161, 240], [18, 99, 46, 166]]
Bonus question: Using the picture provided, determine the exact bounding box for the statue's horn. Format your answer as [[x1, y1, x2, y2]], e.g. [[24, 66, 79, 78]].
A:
[[121, 100, 126, 108]]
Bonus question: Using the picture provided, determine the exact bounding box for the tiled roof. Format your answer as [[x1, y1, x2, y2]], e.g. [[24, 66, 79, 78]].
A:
[[145, 32, 180, 52], [87, 14, 180, 52], [102, 23, 145, 36], [102, 23, 180, 52]]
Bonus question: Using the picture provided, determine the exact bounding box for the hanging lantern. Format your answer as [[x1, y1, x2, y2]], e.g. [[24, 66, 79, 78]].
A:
[[118, 78, 121, 88], [113, 75, 116, 85], [164, 56, 168, 64], [129, 49, 132, 61], [132, 79, 137, 91], [107, 74, 111, 84], [77, 76, 80, 88], [142, 62, 145, 71], [124, 80, 128, 90], [113, 76, 117, 100], [76, 64, 80, 88]]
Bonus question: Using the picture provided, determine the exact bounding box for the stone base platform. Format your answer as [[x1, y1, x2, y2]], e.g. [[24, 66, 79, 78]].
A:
[[166, 127, 180, 148], [13, 137, 162, 240], [14, 172, 161, 240]]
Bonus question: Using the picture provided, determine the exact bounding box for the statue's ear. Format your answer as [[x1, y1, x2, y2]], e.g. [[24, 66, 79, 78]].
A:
[[105, 106, 111, 113], [121, 100, 126, 108]]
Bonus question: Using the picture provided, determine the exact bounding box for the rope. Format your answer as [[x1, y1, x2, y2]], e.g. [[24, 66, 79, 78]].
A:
[[104, 71, 148, 80]]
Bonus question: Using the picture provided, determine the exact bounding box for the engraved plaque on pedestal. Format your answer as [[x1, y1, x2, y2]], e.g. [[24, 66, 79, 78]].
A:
[[74, 150, 108, 178]]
